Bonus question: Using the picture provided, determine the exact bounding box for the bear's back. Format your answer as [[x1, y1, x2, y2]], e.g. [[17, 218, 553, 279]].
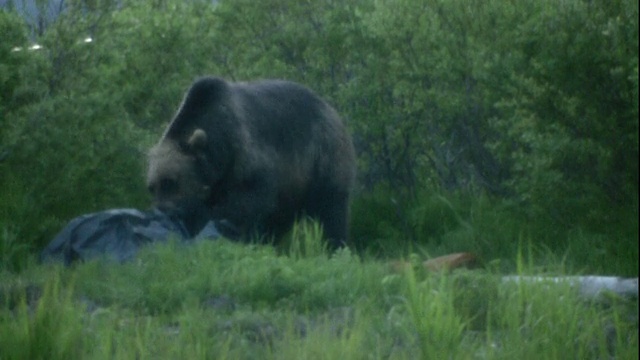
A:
[[232, 80, 343, 158]]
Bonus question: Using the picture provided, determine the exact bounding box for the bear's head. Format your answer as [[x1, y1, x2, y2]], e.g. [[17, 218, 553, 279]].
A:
[[147, 128, 212, 216]]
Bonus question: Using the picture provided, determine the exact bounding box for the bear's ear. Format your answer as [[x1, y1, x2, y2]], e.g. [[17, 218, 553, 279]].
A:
[[188, 128, 208, 150]]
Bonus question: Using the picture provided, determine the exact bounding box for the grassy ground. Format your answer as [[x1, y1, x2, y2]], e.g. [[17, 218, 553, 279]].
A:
[[1, 222, 637, 359]]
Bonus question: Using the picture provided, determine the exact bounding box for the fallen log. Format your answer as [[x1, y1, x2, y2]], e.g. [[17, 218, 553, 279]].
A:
[[392, 253, 638, 301], [501, 275, 638, 300]]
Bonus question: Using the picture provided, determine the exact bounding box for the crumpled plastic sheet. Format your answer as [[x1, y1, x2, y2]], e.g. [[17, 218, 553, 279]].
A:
[[40, 208, 221, 265]]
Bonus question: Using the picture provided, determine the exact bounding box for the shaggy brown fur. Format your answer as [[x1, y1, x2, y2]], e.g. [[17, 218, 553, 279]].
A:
[[147, 77, 356, 249]]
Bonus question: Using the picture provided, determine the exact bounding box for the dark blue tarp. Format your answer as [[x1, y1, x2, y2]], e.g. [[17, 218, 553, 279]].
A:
[[40, 208, 221, 265]]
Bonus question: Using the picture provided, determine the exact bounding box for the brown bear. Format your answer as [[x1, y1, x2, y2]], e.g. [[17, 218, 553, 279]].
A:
[[146, 77, 356, 249]]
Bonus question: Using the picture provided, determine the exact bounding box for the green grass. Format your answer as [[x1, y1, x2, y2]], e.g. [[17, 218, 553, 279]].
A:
[[1, 221, 637, 359]]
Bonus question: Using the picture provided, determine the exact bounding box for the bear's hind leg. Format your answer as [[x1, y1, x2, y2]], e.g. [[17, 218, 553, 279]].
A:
[[306, 187, 350, 251]]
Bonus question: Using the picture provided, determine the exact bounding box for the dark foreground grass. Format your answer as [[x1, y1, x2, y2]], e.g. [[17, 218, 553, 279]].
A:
[[1, 224, 637, 360]]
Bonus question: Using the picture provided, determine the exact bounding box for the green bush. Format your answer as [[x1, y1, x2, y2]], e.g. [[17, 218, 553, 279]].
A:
[[0, 0, 636, 274]]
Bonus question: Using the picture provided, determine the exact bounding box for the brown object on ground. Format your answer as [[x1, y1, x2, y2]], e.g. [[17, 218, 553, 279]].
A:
[[422, 252, 479, 272], [389, 252, 479, 273]]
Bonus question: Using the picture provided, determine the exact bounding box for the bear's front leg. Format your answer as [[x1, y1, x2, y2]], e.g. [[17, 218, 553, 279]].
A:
[[211, 170, 279, 241]]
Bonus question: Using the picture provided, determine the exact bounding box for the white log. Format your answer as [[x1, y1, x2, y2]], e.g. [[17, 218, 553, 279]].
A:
[[501, 275, 638, 300]]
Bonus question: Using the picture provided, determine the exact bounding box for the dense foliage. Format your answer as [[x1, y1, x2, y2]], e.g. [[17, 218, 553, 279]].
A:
[[1, 0, 637, 271]]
